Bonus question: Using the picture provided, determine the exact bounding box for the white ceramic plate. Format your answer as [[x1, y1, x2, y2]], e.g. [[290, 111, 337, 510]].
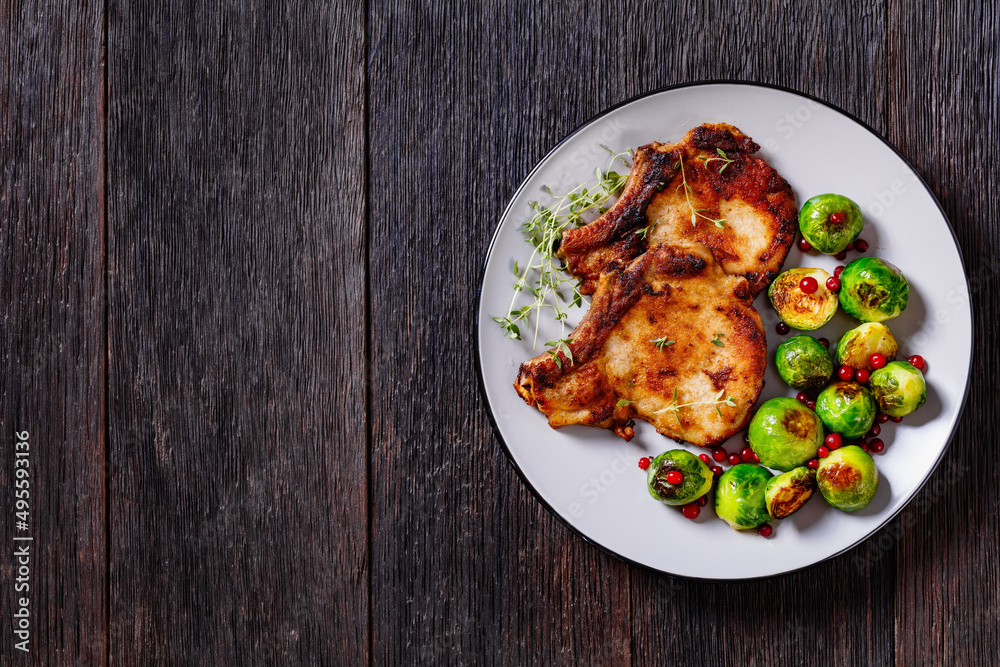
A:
[[476, 82, 972, 579]]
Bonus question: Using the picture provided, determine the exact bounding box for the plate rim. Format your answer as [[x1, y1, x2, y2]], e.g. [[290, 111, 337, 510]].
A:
[[474, 79, 974, 581]]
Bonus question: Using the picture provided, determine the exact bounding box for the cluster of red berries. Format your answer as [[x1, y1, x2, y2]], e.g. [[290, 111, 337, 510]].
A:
[[836, 353, 926, 386]]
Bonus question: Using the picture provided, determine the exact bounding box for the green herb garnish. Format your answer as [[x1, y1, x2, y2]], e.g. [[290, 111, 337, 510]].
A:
[[494, 148, 631, 345], [650, 337, 675, 350]]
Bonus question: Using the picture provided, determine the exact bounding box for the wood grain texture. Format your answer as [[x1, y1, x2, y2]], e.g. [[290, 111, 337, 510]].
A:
[[106, 1, 366, 663], [367, 2, 637, 664], [3, 0, 1000, 662], [0, 1, 106, 663], [888, 2, 1000, 664]]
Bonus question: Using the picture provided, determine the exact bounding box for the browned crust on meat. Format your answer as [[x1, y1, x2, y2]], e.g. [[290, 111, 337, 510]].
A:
[[515, 243, 767, 446], [557, 123, 797, 297], [556, 144, 680, 295]]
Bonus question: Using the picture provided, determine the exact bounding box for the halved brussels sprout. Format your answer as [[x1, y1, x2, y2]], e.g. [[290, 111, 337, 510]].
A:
[[776, 335, 834, 391], [715, 463, 773, 530], [869, 361, 927, 418], [646, 449, 714, 506], [769, 268, 838, 330], [839, 257, 909, 322], [836, 322, 898, 371], [799, 194, 864, 254], [765, 467, 817, 519], [748, 397, 824, 471], [817, 445, 879, 511], [815, 381, 876, 439]]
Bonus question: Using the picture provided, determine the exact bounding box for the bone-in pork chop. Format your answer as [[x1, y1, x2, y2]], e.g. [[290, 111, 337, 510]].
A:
[[558, 123, 797, 297], [515, 243, 767, 447]]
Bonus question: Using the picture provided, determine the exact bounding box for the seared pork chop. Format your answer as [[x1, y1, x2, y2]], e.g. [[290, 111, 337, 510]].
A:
[[515, 243, 767, 447], [558, 123, 797, 297]]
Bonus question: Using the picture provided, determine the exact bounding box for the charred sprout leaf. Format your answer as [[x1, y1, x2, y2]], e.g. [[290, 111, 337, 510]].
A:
[[839, 257, 909, 322], [837, 322, 898, 370], [765, 467, 817, 519], [817, 445, 879, 512], [496, 150, 632, 345]]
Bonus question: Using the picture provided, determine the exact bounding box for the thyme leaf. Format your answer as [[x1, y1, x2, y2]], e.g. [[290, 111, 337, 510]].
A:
[[652, 387, 737, 427], [675, 156, 726, 229], [650, 337, 675, 350], [495, 149, 632, 345], [698, 148, 736, 173], [544, 338, 574, 369]]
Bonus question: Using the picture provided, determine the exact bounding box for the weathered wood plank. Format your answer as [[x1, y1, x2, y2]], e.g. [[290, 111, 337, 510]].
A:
[[888, 2, 1000, 664], [0, 1, 106, 663], [367, 2, 637, 664], [106, 2, 367, 663]]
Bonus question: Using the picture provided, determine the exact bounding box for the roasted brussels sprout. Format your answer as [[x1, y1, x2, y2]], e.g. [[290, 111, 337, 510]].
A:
[[869, 361, 927, 417], [798, 194, 864, 254], [836, 322, 898, 371], [748, 397, 824, 471], [776, 335, 834, 391], [815, 382, 877, 439], [839, 257, 909, 322], [715, 464, 773, 530], [764, 467, 817, 519], [646, 449, 714, 506], [769, 268, 839, 330], [817, 445, 879, 511]]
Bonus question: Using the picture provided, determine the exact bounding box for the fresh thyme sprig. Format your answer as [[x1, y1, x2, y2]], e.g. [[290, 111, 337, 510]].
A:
[[544, 338, 574, 368], [652, 388, 738, 426], [650, 337, 675, 350], [493, 148, 632, 346], [698, 148, 735, 173], [676, 156, 726, 229], [635, 221, 654, 239], [711, 333, 725, 347], [618, 388, 736, 426]]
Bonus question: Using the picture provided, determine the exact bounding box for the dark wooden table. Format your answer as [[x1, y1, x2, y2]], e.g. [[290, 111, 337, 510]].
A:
[[2, 1, 998, 664]]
